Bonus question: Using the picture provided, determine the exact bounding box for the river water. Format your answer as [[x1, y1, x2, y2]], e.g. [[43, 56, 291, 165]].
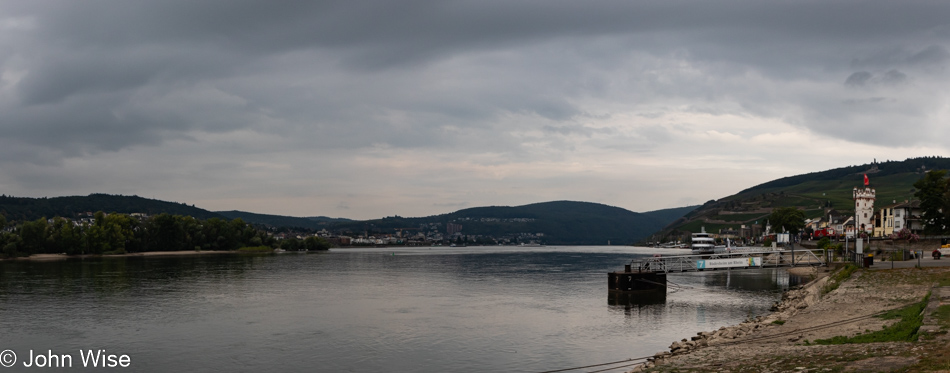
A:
[[0, 246, 798, 372]]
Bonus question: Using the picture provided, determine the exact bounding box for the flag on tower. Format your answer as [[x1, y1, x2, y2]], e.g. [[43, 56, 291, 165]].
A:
[[864, 174, 869, 186]]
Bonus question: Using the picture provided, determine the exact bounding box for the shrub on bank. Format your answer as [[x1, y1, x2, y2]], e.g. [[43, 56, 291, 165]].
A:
[[237, 246, 274, 253], [816, 237, 831, 250], [103, 248, 127, 255]]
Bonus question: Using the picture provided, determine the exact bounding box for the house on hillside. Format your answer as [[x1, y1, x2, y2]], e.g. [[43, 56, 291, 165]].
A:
[[823, 214, 853, 238], [738, 224, 763, 241], [892, 200, 923, 234], [843, 216, 856, 238], [873, 206, 895, 238], [718, 228, 739, 240]]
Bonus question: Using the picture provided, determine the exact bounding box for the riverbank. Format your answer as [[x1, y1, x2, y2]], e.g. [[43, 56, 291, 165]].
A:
[[635, 265, 950, 372]]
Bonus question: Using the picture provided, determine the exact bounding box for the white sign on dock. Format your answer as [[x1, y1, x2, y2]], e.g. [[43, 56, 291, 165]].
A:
[[777, 233, 789, 243], [696, 257, 762, 270]]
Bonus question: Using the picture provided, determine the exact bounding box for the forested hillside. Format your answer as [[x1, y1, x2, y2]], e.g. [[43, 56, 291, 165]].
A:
[[0, 194, 224, 222], [0, 195, 696, 246], [216, 210, 352, 230], [329, 201, 697, 245], [653, 157, 948, 242]]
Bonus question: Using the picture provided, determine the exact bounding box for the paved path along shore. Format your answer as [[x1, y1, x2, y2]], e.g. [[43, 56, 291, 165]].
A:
[[869, 251, 950, 269]]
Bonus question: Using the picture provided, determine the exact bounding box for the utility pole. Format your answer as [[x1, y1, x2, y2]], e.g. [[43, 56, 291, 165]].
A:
[[844, 235, 854, 262], [790, 240, 795, 266]]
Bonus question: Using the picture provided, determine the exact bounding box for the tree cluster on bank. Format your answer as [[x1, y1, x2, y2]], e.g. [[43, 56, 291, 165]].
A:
[[766, 207, 806, 235], [0, 212, 331, 258], [913, 170, 950, 235]]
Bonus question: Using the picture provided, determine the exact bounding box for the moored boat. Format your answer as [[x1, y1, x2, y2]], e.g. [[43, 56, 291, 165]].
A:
[[690, 227, 717, 255]]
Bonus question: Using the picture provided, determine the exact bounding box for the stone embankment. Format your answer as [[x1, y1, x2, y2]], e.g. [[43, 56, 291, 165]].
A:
[[629, 267, 829, 372], [629, 265, 949, 372]]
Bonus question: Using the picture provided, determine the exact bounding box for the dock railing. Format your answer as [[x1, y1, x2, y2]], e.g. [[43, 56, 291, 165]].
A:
[[629, 249, 825, 274]]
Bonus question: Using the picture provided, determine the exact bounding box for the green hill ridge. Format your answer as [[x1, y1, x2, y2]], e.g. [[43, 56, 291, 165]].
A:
[[216, 210, 353, 230], [0, 195, 696, 245], [654, 156, 950, 241], [0, 193, 224, 221], [328, 201, 698, 245]]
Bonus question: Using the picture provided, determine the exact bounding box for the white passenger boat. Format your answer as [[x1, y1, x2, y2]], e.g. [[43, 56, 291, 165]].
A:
[[690, 227, 718, 255]]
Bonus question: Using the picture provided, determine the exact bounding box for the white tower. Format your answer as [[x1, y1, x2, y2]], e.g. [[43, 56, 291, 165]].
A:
[[853, 175, 875, 234]]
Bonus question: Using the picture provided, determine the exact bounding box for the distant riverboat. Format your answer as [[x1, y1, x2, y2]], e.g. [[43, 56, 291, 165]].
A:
[[691, 227, 719, 255]]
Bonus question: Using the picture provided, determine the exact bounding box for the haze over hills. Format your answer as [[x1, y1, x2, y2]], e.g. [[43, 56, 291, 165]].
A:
[[654, 156, 950, 242]]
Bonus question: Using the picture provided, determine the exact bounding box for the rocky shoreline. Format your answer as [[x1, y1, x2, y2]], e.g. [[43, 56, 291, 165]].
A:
[[630, 265, 950, 372], [630, 267, 830, 372]]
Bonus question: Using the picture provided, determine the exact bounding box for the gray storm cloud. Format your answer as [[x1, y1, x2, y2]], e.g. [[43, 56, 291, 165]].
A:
[[2, 0, 950, 217]]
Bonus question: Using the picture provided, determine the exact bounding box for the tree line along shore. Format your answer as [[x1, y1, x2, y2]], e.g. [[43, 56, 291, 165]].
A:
[[0, 212, 331, 259]]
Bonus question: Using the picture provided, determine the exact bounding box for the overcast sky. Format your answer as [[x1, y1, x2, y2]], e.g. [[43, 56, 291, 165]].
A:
[[2, 1, 949, 219]]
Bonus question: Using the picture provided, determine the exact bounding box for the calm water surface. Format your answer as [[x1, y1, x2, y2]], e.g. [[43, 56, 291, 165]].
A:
[[0, 246, 799, 372]]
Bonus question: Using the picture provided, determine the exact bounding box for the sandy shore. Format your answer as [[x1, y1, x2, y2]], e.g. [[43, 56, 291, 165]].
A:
[[118, 250, 237, 257], [21, 253, 73, 261], [634, 265, 950, 372]]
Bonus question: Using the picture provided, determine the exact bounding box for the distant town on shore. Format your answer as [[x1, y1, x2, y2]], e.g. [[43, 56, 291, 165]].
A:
[[652, 157, 950, 246], [5, 157, 950, 258]]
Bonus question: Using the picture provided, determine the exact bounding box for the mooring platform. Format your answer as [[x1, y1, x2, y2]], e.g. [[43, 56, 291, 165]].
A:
[[627, 249, 825, 275], [608, 249, 826, 302]]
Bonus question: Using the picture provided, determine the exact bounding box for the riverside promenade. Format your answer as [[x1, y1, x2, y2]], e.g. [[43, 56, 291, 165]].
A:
[[867, 251, 950, 269], [799, 238, 950, 270]]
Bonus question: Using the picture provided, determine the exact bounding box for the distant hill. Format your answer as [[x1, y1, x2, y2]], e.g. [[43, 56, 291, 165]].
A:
[[216, 210, 352, 230], [0, 194, 695, 245], [0, 194, 225, 222], [654, 156, 950, 241], [641, 205, 699, 226], [328, 201, 698, 245]]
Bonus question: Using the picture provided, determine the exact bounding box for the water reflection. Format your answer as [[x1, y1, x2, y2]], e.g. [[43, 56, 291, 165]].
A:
[[0, 247, 791, 373], [697, 268, 802, 291], [607, 289, 667, 317], [607, 268, 800, 325], [0, 254, 274, 296]]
